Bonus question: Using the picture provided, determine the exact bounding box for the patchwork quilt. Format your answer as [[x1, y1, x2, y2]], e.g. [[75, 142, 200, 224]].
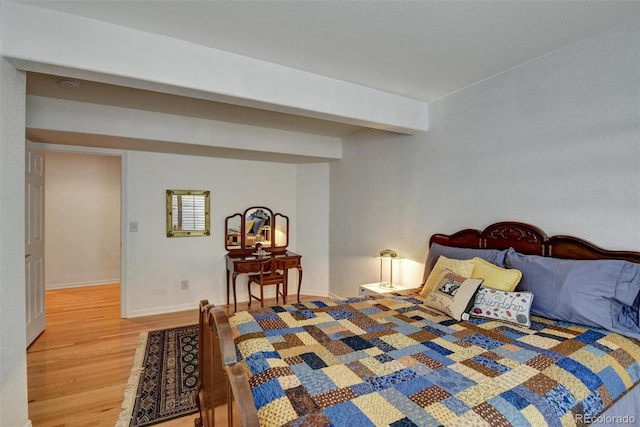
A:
[[229, 295, 640, 427]]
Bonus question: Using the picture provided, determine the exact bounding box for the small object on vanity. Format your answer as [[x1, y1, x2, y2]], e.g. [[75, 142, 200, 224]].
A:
[[254, 243, 266, 257], [375, 248, 403, 288]]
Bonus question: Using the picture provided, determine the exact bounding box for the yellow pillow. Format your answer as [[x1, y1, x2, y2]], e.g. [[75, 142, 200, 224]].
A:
[[420, 256, 475, 297], [470, 257, 522, 291]]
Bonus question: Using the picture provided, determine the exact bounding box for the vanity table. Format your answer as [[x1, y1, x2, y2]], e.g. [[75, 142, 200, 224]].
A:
[[225, 251, 302, 312], [224, 206, 302, 312]]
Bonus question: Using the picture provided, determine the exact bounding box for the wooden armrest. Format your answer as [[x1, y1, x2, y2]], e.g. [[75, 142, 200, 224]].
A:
[[226, 363, 260, 427], [199, 303, 259, 427], [211, 306, 238, 365]]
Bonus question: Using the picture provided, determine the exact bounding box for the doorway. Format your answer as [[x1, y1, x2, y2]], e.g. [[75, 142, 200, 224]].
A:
[[44, 150, 121, 293], [26, 144, 127, 347]]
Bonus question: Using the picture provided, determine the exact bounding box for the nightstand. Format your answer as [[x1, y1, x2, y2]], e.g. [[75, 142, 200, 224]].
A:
[[359, 283, 407, 297]]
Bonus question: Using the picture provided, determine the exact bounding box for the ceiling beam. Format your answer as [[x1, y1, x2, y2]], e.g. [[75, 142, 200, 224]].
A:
[[1, 2, 428, 135], [26, 96, 342, 162]]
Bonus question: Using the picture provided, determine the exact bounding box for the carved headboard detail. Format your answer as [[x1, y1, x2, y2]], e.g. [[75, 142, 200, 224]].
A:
[[429, 221, 640, 263]]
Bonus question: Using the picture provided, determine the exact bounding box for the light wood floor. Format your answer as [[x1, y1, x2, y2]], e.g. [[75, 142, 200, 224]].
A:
[[27, 284, 316, 426]]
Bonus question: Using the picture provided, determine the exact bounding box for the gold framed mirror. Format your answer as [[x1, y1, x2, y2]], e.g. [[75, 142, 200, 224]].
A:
[[166, 190, 210, 237]]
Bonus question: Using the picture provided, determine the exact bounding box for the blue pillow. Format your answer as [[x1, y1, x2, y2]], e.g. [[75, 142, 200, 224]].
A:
[[424, 243, 508, 279], [612, 295, 640, 340], [505, 248, 640, 339], [611, 265, 640, 340]]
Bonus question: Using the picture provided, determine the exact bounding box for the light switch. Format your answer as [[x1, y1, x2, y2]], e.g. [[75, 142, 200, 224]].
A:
[[130, 222, 138, 232]]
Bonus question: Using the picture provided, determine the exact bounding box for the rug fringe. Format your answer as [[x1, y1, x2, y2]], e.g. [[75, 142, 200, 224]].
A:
[[116, 331, 149, 427]]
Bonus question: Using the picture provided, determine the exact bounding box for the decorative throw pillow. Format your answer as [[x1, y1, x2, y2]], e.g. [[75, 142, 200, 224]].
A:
[[469, 287, 534, 328], [424, 269, 483, 321], [471, 257, 522, 291], [420, 256, 475, 297], [422, 243, 509, 285]]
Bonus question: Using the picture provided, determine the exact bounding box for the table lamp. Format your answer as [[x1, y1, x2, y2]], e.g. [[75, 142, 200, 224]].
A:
[[376, 249, 403, 289]]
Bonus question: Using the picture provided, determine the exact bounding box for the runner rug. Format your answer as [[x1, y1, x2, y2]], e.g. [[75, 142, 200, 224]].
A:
[[117, 324, 199, 426]]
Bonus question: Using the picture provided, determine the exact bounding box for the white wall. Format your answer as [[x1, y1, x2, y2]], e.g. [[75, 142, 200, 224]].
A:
[[330, 21, 640, 297], [124, 151, 330, 317], [44, 151, 121, 289], [0, 58, 29, 426], [295, 163, 330, 297]]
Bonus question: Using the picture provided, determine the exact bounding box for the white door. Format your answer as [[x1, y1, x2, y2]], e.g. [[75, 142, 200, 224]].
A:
[[25, 142, 45, 347]]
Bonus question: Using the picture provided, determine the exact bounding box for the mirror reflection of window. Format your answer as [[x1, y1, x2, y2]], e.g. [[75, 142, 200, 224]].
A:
[[226, 214, 242, 249], [172, 195, 205, 231], [275, 219, 287, 246], [245, 208, 272, 248]]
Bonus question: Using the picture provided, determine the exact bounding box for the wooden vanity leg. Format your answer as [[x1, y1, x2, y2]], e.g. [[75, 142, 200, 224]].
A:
[[226, 269, 231, 306], [232, 272, 239, 312], [296, 266, 303, 303], [282, 274, 287, 305]]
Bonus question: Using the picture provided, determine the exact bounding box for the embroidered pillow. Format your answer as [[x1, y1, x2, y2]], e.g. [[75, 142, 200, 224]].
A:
[[424, 269, 483, 321], [420, 256, 475, 297], [471, 257, 522, 291], [469, 287, 534, 327]]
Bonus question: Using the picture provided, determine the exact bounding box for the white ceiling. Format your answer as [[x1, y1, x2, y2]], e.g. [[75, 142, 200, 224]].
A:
[[18, 0, 640, 137]]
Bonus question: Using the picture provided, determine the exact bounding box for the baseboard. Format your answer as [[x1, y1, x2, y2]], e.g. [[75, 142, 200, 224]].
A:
[[127, 289, 333, 318], [328, 291, 345, 299], [24, 420, 33, 427], [46, 279, 120, 290], [126, 302, 198, 318], [292, 288, 330, 298]]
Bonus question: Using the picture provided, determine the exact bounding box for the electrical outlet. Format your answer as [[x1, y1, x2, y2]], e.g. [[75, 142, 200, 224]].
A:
[[181, 280, 188, 290]]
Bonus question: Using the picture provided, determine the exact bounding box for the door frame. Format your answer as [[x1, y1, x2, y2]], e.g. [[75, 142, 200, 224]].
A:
[[30, 142, 129, 318]]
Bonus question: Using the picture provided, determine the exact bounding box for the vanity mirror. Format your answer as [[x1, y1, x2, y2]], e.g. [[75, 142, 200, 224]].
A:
[[244, 207, 272, 249], [225, 206, 289, 253], [166, 190, 210, 237], [274, 213, 289, 248]]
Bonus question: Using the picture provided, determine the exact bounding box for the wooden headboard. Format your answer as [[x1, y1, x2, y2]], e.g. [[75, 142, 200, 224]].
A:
[[429, 221, 640, 263]]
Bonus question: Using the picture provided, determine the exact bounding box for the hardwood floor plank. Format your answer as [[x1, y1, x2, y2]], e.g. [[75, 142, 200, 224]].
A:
[[28, 284, 198, 426], [27, 283, 320, 426]]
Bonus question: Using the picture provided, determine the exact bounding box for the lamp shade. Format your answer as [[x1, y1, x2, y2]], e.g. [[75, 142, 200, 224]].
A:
[[378, 248, 398, 258]]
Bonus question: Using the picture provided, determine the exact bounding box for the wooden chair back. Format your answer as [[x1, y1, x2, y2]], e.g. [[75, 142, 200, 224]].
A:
[[248, 257, 287, 307]]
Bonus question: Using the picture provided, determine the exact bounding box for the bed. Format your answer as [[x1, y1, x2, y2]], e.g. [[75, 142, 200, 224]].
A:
[[196, 222, 640, 427]]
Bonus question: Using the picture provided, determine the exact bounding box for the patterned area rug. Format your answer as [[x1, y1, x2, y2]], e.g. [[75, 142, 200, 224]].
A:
[[117, 325, 199, 426]]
